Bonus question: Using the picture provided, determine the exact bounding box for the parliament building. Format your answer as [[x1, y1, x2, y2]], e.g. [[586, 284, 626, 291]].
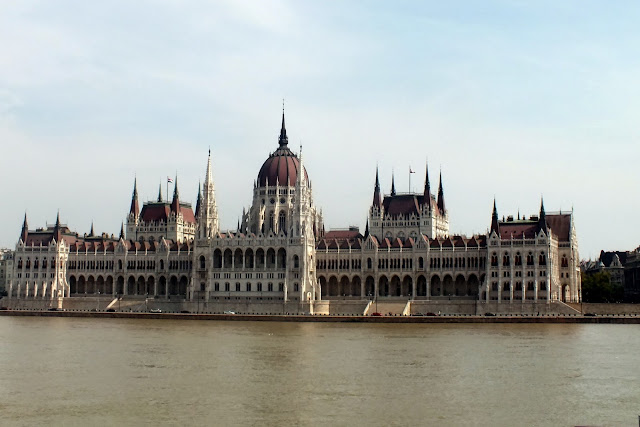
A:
[[7, 112, 582, 314]]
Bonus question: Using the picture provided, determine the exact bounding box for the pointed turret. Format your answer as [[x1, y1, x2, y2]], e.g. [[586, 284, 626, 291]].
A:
[[423, 162, 431, 210], [490, 199, 500, 236], [129, 177, 139, 217], [89, 221, 95, 237], [278, 109, 288, 148], [119, 222, 125, 240], [372, 167, 381, 207], [199, 150, 219, 238], [171, 175, 180, 214], [53, 211, 62, 243], [195, 182, 202, 218], [20, 212, 28, 243], [437, 171, 445, 213], [538, 197, 547, 231], [157, 183, 163, 202], [390, 173, 396, 196], [364, 218, 370, 238]]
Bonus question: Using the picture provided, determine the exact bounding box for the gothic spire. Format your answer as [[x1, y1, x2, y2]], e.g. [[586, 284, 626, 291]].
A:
[[437, 170, 445, 213], [129, 177, 139, 217], [89, 221, 94, 237], [195, 182, 202, 218], [390, 172, 396, 196], [171, 175, 180, 214], [372, 167, 381, 207], [538, 196, 547, 231], [423, 161, 432, 210], [491, 198, 500, 236], [53, 211, 62, 243], [20, 212, 28, 243], [157, 182, 163, 202], [364, 218, 370, 238], [119, 222, 125, 240]]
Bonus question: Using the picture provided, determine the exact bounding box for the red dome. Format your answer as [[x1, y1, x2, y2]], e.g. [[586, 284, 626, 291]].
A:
[[257, 148, 308, 187], [257, 111, 309, 187]]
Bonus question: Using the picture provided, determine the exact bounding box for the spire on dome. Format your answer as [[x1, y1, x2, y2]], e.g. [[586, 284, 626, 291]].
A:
[[423, 161, 431, 210], [278, 105, 288, 148], [20, 212, 28, 242], [390, 172, 396, 196], [491, 198, 500, 235], [157, 182, 163, 202], [171, 175, 180, 213], [372, 167, 381, 207], [437, 170, 445, 213], [129, 177, 139, 217]]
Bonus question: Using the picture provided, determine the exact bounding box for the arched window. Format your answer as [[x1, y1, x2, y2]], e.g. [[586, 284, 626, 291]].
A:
[[269, 212, 275, 233], [527, 252, 534, 266], [367, 258, 372, 269], [199, 255, 206, 269], [278, 211, 286, 234], [491, 253, 498, 267], [539, 252, 546, 266], [17, 258, 22, 269], [561, 255, 568, 268], [514, 252, 522, 266], [419, 257, 424, 269], [294, 255, 299, 268], [503, 254, 510, 267]]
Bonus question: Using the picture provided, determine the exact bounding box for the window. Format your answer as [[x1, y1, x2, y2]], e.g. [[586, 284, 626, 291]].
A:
[[199, 256, 206, 269], [214, 283, 219, 291], [268, 283, 273, 292], [278, 283, 284, 292], [539, 252, 546, 266], [224, 282, 230, 292], [246, 282, 251, 292], [294, 283, 299, 292], [257, 282, 263, 292]]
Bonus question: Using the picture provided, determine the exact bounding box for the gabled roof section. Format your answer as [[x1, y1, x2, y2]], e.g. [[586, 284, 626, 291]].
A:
[[382, 194, 421, 217], [546, 213, 572, 242]]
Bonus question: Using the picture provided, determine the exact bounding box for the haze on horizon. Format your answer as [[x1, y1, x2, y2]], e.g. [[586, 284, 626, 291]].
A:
[[1, 1, 639, 260]]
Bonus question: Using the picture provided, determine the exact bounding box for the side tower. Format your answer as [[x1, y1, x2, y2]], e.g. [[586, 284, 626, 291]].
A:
[[368, 163, 449, 240], [197, 150, 219, 239]]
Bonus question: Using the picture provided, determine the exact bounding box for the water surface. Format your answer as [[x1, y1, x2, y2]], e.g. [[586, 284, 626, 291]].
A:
[[0, 317, 638, 426]]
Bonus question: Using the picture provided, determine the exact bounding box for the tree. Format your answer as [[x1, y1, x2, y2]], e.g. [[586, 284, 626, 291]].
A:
[[581, 271, 624, 303]]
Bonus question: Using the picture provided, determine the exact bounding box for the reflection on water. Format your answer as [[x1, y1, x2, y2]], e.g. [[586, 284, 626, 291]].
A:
[[0, 318, 638, 426]]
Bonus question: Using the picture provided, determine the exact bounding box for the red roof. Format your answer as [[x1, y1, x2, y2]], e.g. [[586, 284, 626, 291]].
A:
[[140, 202, 196, 224], [547, 214, 571, 242], [257, 148, 309, 187], [324, 230, 361, 240], [498, 222, 539, 239]]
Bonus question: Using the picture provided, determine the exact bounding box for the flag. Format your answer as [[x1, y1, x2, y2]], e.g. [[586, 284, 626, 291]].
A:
[[167, 177, 173, 183], [409, 167, 415, 174]]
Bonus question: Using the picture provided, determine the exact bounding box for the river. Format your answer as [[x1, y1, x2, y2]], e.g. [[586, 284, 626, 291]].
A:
[[0, 317, 638, 426]]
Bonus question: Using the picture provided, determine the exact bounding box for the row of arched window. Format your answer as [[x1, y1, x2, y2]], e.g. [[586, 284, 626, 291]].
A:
[[17, 257, 56, 270], [490, 251, 547, 267]]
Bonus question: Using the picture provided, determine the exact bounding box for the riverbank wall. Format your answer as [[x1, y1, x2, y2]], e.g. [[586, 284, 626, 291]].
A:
[[1, 309, 639, 323]]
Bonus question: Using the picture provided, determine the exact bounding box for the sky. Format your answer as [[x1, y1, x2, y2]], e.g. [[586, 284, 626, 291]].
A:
[[1, 0, 639, 259]]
